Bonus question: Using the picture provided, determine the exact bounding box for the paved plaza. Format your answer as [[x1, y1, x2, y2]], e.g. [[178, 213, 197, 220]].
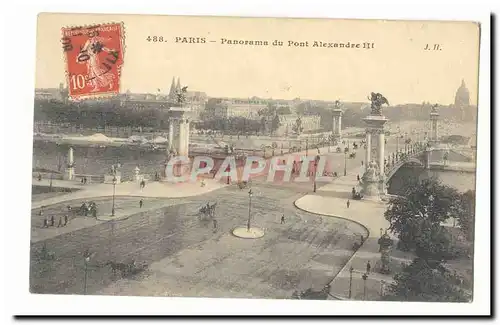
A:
[[29, 136, 422, 300], [30, 185, 366, 298]]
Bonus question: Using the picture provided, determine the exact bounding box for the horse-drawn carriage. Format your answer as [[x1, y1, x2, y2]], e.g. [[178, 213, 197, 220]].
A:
[[33, 243, 56, 262], [237, 179, 251, 189], [67, 201, 98, 218], [199, 202, 217, 220], [107, 260, 148, 278]]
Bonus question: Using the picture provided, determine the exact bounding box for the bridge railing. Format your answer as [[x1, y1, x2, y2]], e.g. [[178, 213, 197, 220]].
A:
[[384, 148, 426, 176]]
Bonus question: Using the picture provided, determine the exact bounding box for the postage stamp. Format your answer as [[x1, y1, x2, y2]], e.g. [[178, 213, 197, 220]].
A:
[[61, 23, 124, 100]]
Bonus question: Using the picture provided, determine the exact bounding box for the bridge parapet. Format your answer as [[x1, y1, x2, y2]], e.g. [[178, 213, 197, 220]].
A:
[[383, 149, 426, 182]]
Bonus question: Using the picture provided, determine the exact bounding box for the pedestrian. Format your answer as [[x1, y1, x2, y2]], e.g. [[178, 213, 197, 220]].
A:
[[64, 215, 68, 226], [81, 177, 84, 184], [43, 218, 48, 228], [84, 177, 87, 184], [57, 216, 63, 228], [139, 199, 143, 208], [361, 160, 364, 166], [50, 215, 55, 227], [213, 219, 217, 230], [347, 200, 350, 209], [357, 174, 360, 182], [280, 214, 285, 224], [39, 207, 44, 216], [366, 261, 371, 274], [38, 173, 42, 181], [352, 187, 356, 198]]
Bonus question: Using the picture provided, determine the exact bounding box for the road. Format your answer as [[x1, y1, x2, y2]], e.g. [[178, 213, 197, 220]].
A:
[[30, 181, 367, 298], [30, 134, 415, 298]]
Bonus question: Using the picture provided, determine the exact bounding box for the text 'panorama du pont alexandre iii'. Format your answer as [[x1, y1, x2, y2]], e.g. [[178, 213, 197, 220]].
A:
[[146, 36, 376, 49]]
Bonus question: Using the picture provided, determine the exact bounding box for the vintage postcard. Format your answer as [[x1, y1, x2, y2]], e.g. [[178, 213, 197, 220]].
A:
[[31, 13, 480, 305]]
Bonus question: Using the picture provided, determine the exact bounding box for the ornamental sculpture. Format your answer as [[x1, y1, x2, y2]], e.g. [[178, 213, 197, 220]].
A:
[[175, 86, 188, 106], [368, 92, 389, 116], [431, 103, 439, 113], [333, 99, 343, 110]]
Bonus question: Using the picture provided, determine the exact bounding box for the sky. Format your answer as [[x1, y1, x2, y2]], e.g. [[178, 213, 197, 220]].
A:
[[35, 13, 480, 105]]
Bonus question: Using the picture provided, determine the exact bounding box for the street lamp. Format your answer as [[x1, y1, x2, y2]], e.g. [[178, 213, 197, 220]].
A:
[[247, 189, 253, 232], [83, 253, 91, 295], [348, 266, 354, 299], [49, 173, 53, 192], [111, 175, 117, 216], [313, 155, 319, 193], [362, 273, 368, 300], [344, 148, 348, 176]]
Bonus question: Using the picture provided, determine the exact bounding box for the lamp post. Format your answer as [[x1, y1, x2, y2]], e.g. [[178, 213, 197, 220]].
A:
[[49, 173, 53, 192], [306, 138, 309, 155], [247, 189, 253, 232], [111, 175, 117, 216], [344, 148, 348, 176], [348, 266, 354, 299], [380, 280, 386, 298], [362, 273, 368, 300], [313, 155, 319, 193], [83, 253, 91, 295]]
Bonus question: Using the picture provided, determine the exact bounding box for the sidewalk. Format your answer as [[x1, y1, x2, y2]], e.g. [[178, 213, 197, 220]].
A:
[[32, 178, 225, 210], [31, 197, 185, 243], [294, 159, 414, 300]]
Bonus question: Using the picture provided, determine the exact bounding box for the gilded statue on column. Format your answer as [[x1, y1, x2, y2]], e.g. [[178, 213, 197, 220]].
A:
[[368, 92, 389, 116]]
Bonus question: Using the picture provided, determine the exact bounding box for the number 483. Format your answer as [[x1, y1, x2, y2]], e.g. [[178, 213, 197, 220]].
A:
[[146, 36, 165, 42]]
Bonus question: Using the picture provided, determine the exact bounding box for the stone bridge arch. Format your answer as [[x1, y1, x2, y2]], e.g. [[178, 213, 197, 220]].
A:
[[385, 156, 425, 184]]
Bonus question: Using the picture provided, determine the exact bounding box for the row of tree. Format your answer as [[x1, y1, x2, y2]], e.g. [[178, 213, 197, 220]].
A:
[[34, 99, 169, 129], [383, 177, 475, 302]]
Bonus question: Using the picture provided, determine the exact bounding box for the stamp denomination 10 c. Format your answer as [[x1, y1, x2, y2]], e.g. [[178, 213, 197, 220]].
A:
[[61, 23, 124, 100]]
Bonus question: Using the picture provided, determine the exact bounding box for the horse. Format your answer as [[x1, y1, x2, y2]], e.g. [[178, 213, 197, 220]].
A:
[[106, 260, 147, 277]]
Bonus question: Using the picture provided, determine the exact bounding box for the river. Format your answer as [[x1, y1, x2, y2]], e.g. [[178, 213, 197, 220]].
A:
[[387, 166, 476, 194], [33, 140, 476, 194]]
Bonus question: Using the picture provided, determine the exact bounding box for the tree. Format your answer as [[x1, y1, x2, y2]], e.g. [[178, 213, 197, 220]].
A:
[[384, 177, 461, 261], [383, 257, 470, 302], [455, 190, 475, 242], [292, 117, 304, 135], [270, 114, 281, 135]]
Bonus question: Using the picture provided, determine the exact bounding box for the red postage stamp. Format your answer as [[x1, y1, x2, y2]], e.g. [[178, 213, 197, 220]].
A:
[[61, 23, 124, 100]]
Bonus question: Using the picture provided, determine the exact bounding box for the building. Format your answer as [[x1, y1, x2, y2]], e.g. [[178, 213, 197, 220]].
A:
[[454, 79, 472, 121], [209, 97, 268, 119], [264, 114, 321, 135], [34, 83, 68, 101]]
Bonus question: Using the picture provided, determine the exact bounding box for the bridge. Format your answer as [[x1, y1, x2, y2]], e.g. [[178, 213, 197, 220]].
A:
[[381, 141, 427, 183], [382, 142, 475, 184]]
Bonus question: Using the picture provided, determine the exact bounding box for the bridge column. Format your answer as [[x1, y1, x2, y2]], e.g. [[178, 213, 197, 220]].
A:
[[365, 131, 372, 171], [425, 148, 431, 169], [168, 120, 175, 150], [378, 131, 385, 176], [332, 107, 343, 140], [64, 146, 75, 181], [430, 106, 440, 145], [362, 114, 388, 200]]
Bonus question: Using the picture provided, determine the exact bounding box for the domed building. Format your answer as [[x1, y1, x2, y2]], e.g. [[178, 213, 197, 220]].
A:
[[454, 79, 470, 121]]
